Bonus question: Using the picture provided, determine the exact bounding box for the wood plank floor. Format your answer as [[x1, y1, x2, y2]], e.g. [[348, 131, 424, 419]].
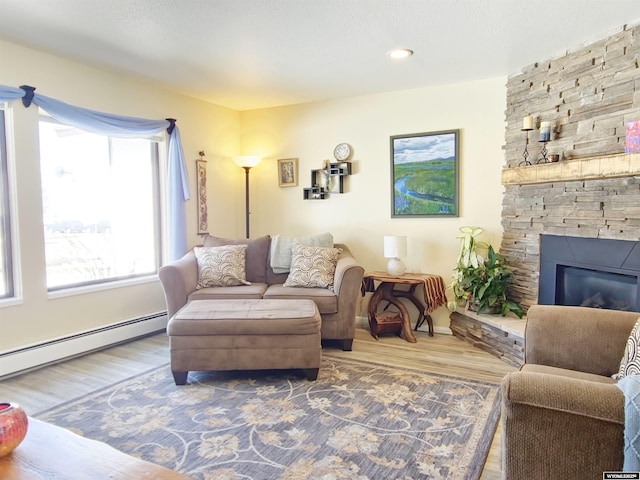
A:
[[1, 322, 515, 479]]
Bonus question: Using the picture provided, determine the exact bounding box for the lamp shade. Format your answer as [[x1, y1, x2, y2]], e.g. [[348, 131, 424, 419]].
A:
[[383, 235, 407, 259], [233, 155, 261, 168]]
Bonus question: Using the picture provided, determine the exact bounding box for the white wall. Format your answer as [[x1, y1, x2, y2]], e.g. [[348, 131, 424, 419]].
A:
[[0, 36, 507, 361], [0, 39, 241, 354], [240, 78, 507, 330]]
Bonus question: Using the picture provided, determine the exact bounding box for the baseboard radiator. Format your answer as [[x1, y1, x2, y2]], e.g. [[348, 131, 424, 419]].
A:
[[0, 312, 168, 378]]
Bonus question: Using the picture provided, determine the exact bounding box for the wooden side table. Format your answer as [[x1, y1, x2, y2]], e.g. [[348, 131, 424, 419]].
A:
[[362, 271, 447, 343]]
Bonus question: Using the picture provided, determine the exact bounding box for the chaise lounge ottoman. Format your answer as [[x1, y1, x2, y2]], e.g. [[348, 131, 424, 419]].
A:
[[167, 298, 322, 384]]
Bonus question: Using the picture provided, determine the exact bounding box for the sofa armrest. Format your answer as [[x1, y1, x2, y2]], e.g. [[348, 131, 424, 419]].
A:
[[325, 244, 365, 346], [332, 245, 358, 292], [333, 244, 365, 297], [501, 371, 624, 479], [158, 251, 198, 320], [525, 305, 638, 376]]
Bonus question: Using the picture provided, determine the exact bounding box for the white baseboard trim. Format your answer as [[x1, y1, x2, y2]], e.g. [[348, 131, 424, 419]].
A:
[[0, 312, 168, 378]]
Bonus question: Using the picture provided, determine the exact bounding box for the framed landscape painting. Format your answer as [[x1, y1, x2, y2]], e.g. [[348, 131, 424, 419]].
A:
[[390, 129, 459, 217]]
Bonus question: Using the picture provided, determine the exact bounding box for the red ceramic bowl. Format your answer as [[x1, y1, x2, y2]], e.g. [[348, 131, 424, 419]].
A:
[[0, 402, 28, 457]]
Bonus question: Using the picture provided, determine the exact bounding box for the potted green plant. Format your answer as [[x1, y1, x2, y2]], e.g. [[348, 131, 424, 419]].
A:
[[449, 226, 524, 318]]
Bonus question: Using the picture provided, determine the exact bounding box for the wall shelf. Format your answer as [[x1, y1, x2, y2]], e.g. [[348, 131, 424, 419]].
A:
[[303, 186, 328, 200], [303, 161, 352, 200], [328, 161, 352, 176]]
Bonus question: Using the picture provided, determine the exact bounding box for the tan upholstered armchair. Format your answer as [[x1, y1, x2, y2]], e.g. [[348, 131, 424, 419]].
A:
[[500, 305, 638, 480]]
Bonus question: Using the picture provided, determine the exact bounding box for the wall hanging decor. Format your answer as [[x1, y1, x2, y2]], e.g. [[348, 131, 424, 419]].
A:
[[390, 130, 459, 217], [626, 120, 640, 153], [196, 151, 208, 234], [277, 158, 298, 187], [303, 144, 354, 200], [303, 161, 352, 199], [333, 142, 353, 161]]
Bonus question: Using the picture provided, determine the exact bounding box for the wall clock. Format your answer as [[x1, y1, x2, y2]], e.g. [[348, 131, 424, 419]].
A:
[[333, 143, 352, 161]]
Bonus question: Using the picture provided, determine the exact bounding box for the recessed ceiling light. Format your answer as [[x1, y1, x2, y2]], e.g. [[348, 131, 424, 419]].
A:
[[387, 48, 414, 60]]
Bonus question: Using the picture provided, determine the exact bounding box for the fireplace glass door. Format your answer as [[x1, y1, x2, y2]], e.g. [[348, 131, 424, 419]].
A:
[[538, 234, 640, 312], [557, 265, 637, 311]]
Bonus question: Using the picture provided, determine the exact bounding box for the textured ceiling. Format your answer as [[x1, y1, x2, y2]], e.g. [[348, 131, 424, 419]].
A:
[[0, 0, 638, 110]]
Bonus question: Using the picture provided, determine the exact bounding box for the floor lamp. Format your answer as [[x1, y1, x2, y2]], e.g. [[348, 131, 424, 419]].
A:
[[233, 155, 261, 238]]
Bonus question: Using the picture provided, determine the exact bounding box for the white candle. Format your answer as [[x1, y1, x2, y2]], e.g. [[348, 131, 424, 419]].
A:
[[522, 116, 534, 130]]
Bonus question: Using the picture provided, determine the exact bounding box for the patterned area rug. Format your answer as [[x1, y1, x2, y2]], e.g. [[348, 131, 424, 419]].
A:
[[36, 354, 500, 479]]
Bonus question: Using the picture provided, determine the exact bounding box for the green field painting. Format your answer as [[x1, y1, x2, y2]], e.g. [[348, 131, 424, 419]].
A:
[[391, 130, 458, 217]]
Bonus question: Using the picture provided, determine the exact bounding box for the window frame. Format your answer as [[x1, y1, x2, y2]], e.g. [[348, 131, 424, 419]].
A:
[[0, 106, 15, 300], [38, 115, 163, 292]]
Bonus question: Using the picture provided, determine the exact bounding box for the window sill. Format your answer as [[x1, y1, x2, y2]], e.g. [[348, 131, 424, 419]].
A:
[[0, 296, 24, 309], [47, 274, 159, 300]]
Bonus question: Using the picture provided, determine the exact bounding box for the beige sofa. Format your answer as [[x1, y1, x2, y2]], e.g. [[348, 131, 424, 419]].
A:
[[158, 234, 365, 351], [501, 304, 638, 479]]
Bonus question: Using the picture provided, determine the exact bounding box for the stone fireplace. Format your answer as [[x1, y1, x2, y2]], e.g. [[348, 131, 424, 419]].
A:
[[452, 154, 640, 366], [501, 153, 640, 310], [451, 23, 640, 366], [500, 23, 640, 311]]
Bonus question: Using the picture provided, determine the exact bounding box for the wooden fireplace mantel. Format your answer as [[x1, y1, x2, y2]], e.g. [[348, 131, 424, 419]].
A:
[[501, 152, 640, 185]]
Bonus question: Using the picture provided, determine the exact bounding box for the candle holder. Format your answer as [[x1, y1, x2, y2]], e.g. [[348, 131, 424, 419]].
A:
[[519, 127, 534, 166], [538, 140, 550, 163], [537, 121, 552, 164]]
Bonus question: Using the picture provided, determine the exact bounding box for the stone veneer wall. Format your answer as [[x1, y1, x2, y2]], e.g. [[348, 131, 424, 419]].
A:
[[501, 22, 640, 309]]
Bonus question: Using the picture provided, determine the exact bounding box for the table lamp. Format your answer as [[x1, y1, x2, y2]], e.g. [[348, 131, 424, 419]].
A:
[[384, 235, 407, 275]]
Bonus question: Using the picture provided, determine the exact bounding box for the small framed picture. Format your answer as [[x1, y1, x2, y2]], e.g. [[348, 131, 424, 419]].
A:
[[277, 158, 298, 187], [390, 129, 459, 217]]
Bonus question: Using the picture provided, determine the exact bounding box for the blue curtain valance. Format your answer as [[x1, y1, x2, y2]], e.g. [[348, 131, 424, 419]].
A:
[[0, 84, 190, 260], [0, 85, 24, 103]]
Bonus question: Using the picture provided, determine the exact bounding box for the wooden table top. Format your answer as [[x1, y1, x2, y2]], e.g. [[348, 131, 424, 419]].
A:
[[362, 271, 448, 315], [363, 270, 444, 284], [0, 418, 190, 480]]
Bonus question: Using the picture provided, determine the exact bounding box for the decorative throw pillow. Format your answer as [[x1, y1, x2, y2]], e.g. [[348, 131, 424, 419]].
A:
[[283, 244, 343, 290], [614, 317, 640, 379], [194, 245, 251, 289], [203, 234, 270, 283]]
